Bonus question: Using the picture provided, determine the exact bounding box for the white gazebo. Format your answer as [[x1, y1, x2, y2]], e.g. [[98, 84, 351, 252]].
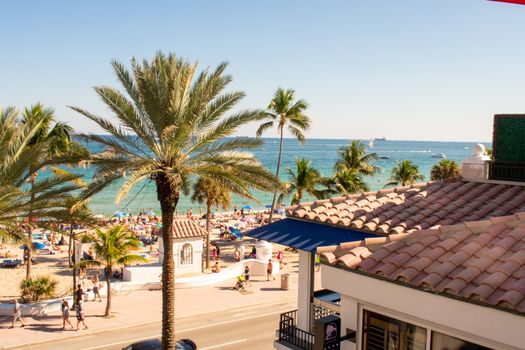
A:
[[158, 219, 206, 275]]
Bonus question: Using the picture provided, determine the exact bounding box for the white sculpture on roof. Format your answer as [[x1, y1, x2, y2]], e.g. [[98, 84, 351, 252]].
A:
[[462, 143, 490, 180], [467, 143, 490, 161]]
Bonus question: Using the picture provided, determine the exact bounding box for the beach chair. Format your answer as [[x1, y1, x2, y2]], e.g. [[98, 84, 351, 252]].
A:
[[2, 259, 22, 268]]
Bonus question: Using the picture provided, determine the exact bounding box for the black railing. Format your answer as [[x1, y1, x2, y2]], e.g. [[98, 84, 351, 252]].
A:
[[279, 310, 314, 350], [488, 160, 525, 182]]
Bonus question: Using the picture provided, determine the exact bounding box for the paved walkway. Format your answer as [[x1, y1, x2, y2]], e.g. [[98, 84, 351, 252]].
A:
[[0, 263, 316, 349]]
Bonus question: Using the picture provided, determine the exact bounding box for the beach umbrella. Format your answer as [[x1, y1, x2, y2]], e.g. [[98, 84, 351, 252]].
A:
[[242, 205, 253, 210], [20, 242, 46, 250], [113, 211, 127, 219], [229, 226, 243, 239]]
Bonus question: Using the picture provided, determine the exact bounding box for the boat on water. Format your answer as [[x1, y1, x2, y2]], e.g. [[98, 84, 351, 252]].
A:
[[368, 138, 374, 148], [463, 146, 469, 150], [375, 137, 387, 141], [431, 153, 447, 158], [379, 156, 390, 159]]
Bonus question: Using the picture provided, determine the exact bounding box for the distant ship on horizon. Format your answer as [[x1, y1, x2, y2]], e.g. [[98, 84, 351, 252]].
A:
[[375, 137, 387, 141]]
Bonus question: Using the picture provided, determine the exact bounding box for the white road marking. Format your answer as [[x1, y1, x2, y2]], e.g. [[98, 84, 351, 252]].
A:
[[83, 335, 159, 350], [200, 339, 246, 349], [82, 309, 285, 350]]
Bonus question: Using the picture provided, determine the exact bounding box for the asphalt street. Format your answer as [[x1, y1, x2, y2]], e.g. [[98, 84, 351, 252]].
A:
[[14, 301, 296, 350]]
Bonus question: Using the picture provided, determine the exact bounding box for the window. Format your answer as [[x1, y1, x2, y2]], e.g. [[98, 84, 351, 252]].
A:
[[431, 331, 492, 350], [180, 243, 193, 265], [362, 310, 427, 350]]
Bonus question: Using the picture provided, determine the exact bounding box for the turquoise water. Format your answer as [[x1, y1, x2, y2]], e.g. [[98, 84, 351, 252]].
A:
[[81, 138, 490, 216]]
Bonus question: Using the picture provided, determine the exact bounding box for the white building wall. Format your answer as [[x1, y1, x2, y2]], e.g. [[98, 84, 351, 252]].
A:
[[297, 250, 314, 331], [340, 295, 358, 350], [322, 265, 525, 350], [158, 237, 204, 275]]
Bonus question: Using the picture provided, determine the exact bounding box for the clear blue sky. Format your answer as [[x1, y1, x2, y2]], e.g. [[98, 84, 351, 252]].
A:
[[1, 0, 524, 142]]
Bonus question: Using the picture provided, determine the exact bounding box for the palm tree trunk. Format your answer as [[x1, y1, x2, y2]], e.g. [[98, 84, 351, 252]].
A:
[[26, 173, 37, 279], [269, 125, 285, 223], [72, 236, 77, 311], [205, 202, 211, 270], [68, 223, 74, 268], [156, 173, 179, 350], [105, 266, 111, 317]]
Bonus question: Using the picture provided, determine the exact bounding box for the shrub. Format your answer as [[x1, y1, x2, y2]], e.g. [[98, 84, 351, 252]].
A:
[[20, 275, 58, 303]]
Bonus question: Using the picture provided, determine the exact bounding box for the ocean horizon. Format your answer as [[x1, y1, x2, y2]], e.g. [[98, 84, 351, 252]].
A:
[[79, 138, 491, 216]]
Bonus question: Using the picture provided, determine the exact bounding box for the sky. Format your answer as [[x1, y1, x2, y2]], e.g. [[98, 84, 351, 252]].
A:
[[1, 0, 524, 142]]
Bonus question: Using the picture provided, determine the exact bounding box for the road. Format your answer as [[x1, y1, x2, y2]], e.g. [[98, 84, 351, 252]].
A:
[[15, 301, 295, 350]]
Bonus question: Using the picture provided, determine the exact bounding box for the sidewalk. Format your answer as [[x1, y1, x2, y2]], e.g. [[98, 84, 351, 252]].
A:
[[0, 266, 303, 349]]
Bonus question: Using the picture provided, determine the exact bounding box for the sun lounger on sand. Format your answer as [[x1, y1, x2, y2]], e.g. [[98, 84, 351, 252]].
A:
[[2, 259, 22, 268]]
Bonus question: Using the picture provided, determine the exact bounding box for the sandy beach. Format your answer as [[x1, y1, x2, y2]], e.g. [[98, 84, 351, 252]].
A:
[[0, 210, 294, 302]]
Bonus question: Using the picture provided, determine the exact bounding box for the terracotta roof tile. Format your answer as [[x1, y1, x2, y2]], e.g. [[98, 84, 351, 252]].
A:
[[318, 213, 525, 315], [497, 290, 523, 308], [172, 219, 207, 239], [287, 181, 525, 235]]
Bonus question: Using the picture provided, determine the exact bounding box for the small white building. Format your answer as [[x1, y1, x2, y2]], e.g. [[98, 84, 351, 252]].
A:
[[158, 219, 206, 275]]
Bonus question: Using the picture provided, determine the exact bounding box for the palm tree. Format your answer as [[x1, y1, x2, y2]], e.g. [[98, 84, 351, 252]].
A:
[[69, 52, 277, 349], [430, 159, 460, 181], [51, 195, 98, 309], [329, 168, 369, 195], [256, 88, 311, 222], [0, 106, 41, 243], [387, 160, 424, 187], [21, 103, 82, 278], [334, 140, 380, 175], [191, 177, 231, 270], [282, 157, 330, 205], [0, 107, 82, 247], [76, 225, 146, 316]]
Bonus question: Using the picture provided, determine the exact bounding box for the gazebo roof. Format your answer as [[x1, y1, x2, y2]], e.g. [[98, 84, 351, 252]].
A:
[[171, 219, 207, 239]]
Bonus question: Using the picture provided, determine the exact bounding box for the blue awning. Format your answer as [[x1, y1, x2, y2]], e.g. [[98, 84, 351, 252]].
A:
[[245, 218, 379, 252]]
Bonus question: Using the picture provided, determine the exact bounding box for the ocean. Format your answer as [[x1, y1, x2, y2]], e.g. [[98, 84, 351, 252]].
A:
[[81, 138, 490, 216]]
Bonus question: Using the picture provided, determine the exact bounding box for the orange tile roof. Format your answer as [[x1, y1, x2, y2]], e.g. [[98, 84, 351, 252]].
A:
[[318, 213, 525, 315], [172, 219, 207, 239], [286, 180, 525, 235]]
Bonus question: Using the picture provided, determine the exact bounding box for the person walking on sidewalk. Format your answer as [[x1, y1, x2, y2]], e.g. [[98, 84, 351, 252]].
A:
[[277, 250, 284, 269], [243, 265, 252, 287], [267, 259, 275, 281], [92, 274, 102, 302], [61, 299, 74, 329], [75, 284, 84, 305], [75, 300, 88, 331], [9, 299, 25, 328]]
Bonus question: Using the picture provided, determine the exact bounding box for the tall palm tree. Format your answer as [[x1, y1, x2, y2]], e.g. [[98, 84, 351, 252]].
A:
[[430, 159, 460, 181], [51, 194, 98, 309], [256, 88, 311, 222], [329, 168, 369, 195], [282, 157, 330, 205], [191, 177, 231, 270], [70, 52, 277, 349], [334, 140, 380, 175], [21, 103, 81, 278], [387, 160, 424, 187], [76, 225, 146, 316]]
